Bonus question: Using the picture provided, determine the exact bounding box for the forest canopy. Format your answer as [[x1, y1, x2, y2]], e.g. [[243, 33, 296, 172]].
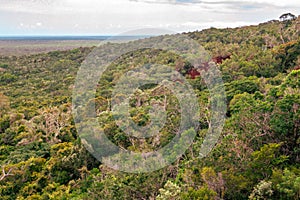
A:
[[0, 15, 299, 200]]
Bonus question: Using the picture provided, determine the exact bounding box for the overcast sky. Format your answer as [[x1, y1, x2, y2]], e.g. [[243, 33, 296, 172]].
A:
[[0, 0, 299, 36]]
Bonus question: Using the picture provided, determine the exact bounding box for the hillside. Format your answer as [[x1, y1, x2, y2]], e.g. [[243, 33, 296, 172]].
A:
[[0, 16, 299, 199]]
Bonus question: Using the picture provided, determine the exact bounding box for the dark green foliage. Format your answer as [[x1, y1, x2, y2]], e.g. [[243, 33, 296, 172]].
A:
[[0, 73, 17, 83], [275, 40, 300, 72], [225, 77, 260, 102]]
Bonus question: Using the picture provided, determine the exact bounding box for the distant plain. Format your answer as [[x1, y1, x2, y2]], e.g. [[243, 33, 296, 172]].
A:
[[0, 40, 102, 56], [0, 35, 149, 56]]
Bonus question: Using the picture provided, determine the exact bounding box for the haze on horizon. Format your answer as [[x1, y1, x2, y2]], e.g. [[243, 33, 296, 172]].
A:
[[0, 0, 299, 36]]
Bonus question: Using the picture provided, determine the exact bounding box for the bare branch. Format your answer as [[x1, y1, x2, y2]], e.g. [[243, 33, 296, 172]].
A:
[[0, 165, 14, 181]]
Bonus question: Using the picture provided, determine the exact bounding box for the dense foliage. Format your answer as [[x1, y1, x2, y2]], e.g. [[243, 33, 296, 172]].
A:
[[0, 16, 299, 199]]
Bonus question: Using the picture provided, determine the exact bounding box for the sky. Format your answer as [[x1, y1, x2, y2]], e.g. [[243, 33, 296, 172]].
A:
[[0, 0, 299, 36]]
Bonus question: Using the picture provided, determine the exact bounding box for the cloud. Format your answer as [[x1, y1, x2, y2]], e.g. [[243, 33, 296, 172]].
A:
[[0, 0, 299, 35], [130, 0, 300, 8]]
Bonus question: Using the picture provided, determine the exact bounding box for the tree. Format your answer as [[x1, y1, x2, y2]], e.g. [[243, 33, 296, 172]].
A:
[[180, 186, 217, 200], [156, 180, 181, 200], [0, 93, 10, 117], [280, 13, 297, 21], [272, 168, 300, 199], [249, 180, 273, 200], [201, 167, 225, 199], [251, 143, 288, 179]]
